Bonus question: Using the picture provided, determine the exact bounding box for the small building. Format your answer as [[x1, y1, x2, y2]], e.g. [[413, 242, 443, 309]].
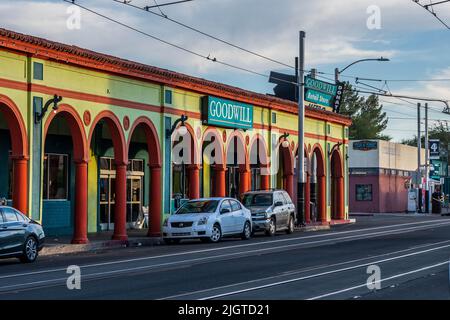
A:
[[349, 140, 425, 213]]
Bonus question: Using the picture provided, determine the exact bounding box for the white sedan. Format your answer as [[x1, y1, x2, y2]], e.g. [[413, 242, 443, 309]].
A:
[[162, 198, 252, 244]]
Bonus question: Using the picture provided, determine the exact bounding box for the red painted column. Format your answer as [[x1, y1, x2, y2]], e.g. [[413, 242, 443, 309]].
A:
[[72, 160, 88, 244], [285, 174, 294, 202], [214, 166, 226, 197], [261, 174, 270, 191], [148, 166, 162, 237], [338, 176, 345, 220], [305, 173, 311, 224], [318, 175, 327, 223], [112, 163, 128, 241], [12, 157, 28, 215], [239, 169, 250, 196], [188, 165, 200, 200]]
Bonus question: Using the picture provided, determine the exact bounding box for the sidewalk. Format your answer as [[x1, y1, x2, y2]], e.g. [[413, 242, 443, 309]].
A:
[[41, 229, 163, 257]]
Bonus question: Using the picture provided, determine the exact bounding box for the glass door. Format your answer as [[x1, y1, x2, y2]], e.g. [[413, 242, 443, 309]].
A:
[[99, 174, 116, 231], [127, 176, 142, 226], [226, 166, 240, 199]]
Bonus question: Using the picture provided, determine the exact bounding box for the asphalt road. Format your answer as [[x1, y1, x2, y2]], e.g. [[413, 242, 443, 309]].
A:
[[1, 214, 450, 300]]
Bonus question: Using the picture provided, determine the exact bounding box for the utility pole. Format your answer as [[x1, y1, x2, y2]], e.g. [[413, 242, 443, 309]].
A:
[[297, 31, 306, 226], [418, 103, 422, 213], [425, 103, 430, 214]]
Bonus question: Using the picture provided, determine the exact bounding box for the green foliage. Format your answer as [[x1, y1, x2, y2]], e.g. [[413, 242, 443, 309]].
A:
[[340, 83, 391, 141]]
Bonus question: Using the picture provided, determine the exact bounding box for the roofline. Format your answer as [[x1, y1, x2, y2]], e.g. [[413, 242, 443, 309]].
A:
[[0, 28, 352, 126]]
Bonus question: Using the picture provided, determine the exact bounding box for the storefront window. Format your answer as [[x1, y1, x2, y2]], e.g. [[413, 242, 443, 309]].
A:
[[172, 164, 188, 199], [356, 184, 372, 201], [43, 154, 69, 200]]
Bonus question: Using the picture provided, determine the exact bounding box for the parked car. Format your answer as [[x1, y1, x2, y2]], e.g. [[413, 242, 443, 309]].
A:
[[241, 190, 296, 236], [0, 206, 45, 263], [162, 198, 252, 244]]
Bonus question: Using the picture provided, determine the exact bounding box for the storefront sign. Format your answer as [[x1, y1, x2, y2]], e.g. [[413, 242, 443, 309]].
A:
[[202, 96, 253, 130], [430, 159, 442, 181], [304, 76, 339, 112], [353, 140, 378, 151], [429, 139, 440, 160]]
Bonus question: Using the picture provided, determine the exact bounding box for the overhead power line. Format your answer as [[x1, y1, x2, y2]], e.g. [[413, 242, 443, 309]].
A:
[[412, 0, 450, 29], [112, 0, 296, 70], [63, 0, 299, 86]]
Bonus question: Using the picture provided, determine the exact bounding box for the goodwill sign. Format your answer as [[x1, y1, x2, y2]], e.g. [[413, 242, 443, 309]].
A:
[[202, 96, 253, 130]]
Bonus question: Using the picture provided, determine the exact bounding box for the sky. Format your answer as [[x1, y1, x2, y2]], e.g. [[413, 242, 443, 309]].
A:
[[1, 0, 450, 142]]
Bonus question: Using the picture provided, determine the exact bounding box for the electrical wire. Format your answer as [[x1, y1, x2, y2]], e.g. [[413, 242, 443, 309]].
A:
[[112, 0, 296, 70], [63, 0, 299, 87]]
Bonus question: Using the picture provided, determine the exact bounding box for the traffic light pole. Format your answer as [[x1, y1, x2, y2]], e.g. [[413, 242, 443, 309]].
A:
[[296, 31, 306, 226], [418, 103, 423, 213], [425, 103, 430, 214]]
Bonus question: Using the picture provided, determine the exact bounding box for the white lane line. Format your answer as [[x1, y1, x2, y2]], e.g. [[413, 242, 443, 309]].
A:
[[307, 261, 449, 300], [160, 239, 450, 300], [193, 244, 450, 300], [1, 219, 449, 280], [2, 223, 450, 294]]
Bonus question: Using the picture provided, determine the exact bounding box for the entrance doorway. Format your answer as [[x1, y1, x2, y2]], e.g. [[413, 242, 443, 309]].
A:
[[99, 157, 144, 231], [226, 166, 240, 199]]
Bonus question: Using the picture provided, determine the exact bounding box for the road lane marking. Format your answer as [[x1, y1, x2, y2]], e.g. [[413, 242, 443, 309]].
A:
[[1, 219, 449, 281], [188, 244, 450, 300], [160, 239, 450, 300], [307, 261, 448, 300]]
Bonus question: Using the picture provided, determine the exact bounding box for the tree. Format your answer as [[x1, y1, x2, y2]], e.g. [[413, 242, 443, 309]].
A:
[[401, 121, 450, 148], [340, 83, 391, 141]]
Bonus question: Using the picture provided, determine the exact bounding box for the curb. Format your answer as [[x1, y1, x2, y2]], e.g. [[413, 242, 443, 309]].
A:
[[40, 237, 164, 257]]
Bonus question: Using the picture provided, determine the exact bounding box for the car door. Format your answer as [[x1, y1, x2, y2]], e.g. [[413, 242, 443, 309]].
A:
[[219, 200, 234, 235], [0, 210, 7, 253], [282, 191, 295, 222], [274, 192, 288, 227], [230, 200, 245, 233], [0, 207, 26, 254]]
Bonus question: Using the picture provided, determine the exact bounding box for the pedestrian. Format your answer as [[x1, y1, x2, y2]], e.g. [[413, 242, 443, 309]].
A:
[[432, 187, 443, 214]]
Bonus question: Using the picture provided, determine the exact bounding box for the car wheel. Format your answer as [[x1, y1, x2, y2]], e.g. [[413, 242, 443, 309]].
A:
[[210, 224, 222, 243], [286, 215, 295, 234], [265, 217, 276, 237], [20, 236, 38, 263], [241, 221, 252, 240]]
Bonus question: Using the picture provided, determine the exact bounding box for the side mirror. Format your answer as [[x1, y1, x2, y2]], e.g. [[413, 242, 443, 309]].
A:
[[221, 208, 231, 214], [274, 201, 284, 207]]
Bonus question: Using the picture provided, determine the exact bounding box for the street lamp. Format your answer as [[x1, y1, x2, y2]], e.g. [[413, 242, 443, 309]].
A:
[[35, 94, 63, 124], [166, 115, 188, 138], [335, 57, 390, 82]]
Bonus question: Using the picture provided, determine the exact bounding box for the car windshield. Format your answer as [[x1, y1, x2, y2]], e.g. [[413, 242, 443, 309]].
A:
[[242, 194, 273, 207], [176, 200, 219, 214]]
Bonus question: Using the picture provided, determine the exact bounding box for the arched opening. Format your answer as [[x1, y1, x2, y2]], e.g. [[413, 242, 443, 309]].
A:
[[43, 105, 88, 243], [225, 133, 249, 199], [311, 145, 327, 223], [331, 148, 345, 220], [89, 112, 128, 241], [201, 129, 225, 198], [171, 123, 198, 211], [294, 146, 310, 222], [276, 142, 294, 201], [127, 117, 162, 237], [249, 136, 270, 191], [0, 95, 29, 215]]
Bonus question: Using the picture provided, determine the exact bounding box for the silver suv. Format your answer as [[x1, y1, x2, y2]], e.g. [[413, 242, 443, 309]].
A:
[[241, 190, 296, 236]]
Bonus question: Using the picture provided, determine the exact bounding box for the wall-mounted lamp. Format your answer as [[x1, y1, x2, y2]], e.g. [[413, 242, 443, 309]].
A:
[[328, 141, 343, 156], [166, 114, 188, 138], [280, 132, 290, 148], [35, 94, 62, 124]]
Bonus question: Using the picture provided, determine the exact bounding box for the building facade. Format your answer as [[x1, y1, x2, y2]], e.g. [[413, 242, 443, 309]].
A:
[[349, 140, 425, 213], [0, 28, 351, 243]]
